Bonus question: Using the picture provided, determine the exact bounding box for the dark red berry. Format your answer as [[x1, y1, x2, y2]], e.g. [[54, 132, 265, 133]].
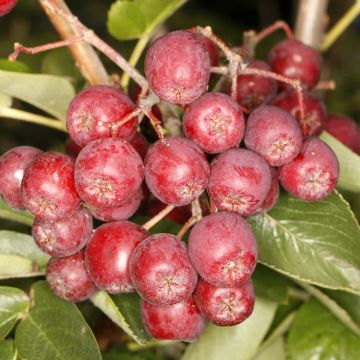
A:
[[189, 28, 219, 67], [0, 146, 42, 209], [207, 148, 271, 216], [129, 131, 149, 159], [252, 167, 279, 215], [272, 89, 326, 136], [89, 187, 142, 222], [0, 0, 17, 16], [86, 221, 149, 294], [32, 207, 93, 257], [22, 152, 80, 220], [75, 138, 144, 208], [268, 38, 321, 90], [279, 137, 339, 201], [46, 250, 97, 302], [145, 137, 210, 206], [130, 233, 197, 305], [188, 212, 257, 287], [235, 60, 277, 109], [145, 30, 210, 104], [183, 92, 245, 154], [141, 296, 205, 341], [65, 137, 83, 158], [193, 278, 255, 326], [244, 105, 303, 166], [325, 113, 360, 154], [66, 85, 136, 147]]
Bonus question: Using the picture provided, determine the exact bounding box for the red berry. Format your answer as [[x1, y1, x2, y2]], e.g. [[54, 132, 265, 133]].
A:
[[32, 207, 93, 257], [183, 92, 245, 154], [65, 137, 82, 158], [86, 221, 149, 294], [22, 152, 80, 220], [268, 38, 321, 90], [279, 137, 339, 201], [141, 296, 205, 341], [272, 89, 326, 136], [66, 85, 136, 147], [325, 113, 360, 154], [145, 30, 210, 104], [129, 131, 149, 159], [207, 148, 271, 216], [252, 167, 279, 215], [145, 137, 210, 206], [46, 250, 97, 302], [188, 212, 257, 287], [0, 0, 17, 16], [89, 187, 142, 222], [75, 138, 144, 208], [189, 29, 219, 67], [130, 233, 197, 305], [235, 60, 277, 109], [244, 105, 303, 166], [193, 278, 255, 326], [0, 146, 42, 209]]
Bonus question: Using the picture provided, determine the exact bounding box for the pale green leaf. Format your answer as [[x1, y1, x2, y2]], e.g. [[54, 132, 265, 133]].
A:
[[0, 339, 17, 360], [0, 198, 34, 227], [254, 337, 285, 360]]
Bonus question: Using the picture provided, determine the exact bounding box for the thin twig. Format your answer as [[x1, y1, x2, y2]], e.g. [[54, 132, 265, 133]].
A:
[[254, 20, 293, 44], [142, 205, 175, 231]]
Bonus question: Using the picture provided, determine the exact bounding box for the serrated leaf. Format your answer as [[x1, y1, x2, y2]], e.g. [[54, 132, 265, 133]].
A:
[[0, 69, 75, 120], [91, 291, 150, 344], [0, 339, 17, 360], [15, 281, 101, 360], [287, 299, 360, 359], [0, 231, 49, 279], [248, 190, 360, 295], [321, 131, 360, 193], [0, 287, 29, 340], [0, 198, 34, 227], [182, 297, 277, 360]]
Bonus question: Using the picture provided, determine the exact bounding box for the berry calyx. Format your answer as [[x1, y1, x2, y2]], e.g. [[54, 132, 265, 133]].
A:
[[183, 92, 245, 154], [130, 233, 197, 305], [188, 212, 257, 287]]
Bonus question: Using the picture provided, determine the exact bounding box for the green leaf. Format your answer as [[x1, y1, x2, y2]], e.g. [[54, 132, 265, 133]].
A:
[[107, 0, 187, 41], [182, 297, 277, 360], [0, 59, 30, 73], [0, 198, 34, 227], [248, 190, 360, 295], [91, 291, 150, 344], [0, 69, 75, 120], [254, 337, 285, 360], [252, 264, 289, 304], [287, 299, 360, 359], [321, 131, 360, 193], [0, 231, 49, 279], [15, 281, 101, 360], [0, 339, 17, 360], [0, 287, 30, 340]]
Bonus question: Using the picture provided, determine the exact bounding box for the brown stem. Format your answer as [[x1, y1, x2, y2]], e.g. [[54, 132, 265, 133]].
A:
[[315, 80, 336, 90], [142, 205, 175, 231], [177, 216, 199, 240], [110, 108, 142, 136], [254, 20, 293, 43], [38, 0, 109, 85], [143, 109, 165, 139]]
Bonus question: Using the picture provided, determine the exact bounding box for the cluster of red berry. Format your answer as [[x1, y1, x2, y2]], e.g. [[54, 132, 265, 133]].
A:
[[1, 26, 359, 342]]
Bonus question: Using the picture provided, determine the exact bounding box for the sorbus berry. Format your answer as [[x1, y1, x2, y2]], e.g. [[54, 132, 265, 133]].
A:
[[0, 0, 17, 16]]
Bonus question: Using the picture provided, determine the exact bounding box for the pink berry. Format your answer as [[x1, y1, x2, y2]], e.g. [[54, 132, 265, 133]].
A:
[[235, 60, 277, 109], [145, 30, 210, 104], [325, 113, 360, 154], [252, 167, 279, 215], [0, 0, 17, 16], [189, 28, 219, 67], [89, 187, 142, 222], [268, 38, 321, 90], [141, 296, 205, 341], [129, 131, 149, 159], [22, 152, 80, 221], [130, 233, 197, 305], [32, 207, 93, 257], [193, 278, 255, 326], [272, 89, 326, 136], [66, 85, 136, 147], [86, 221, 149, 294], [46, 250, 97, 302], [244, 105, 303, 166], [0, 146, 42, 209], [145, 137, 210, 206], [207, 148, 271, 216], [74, 138, 144, 208], [183, 92, 245, 154], [188, 212, 257, 287], [279, 137, 339, 201]]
